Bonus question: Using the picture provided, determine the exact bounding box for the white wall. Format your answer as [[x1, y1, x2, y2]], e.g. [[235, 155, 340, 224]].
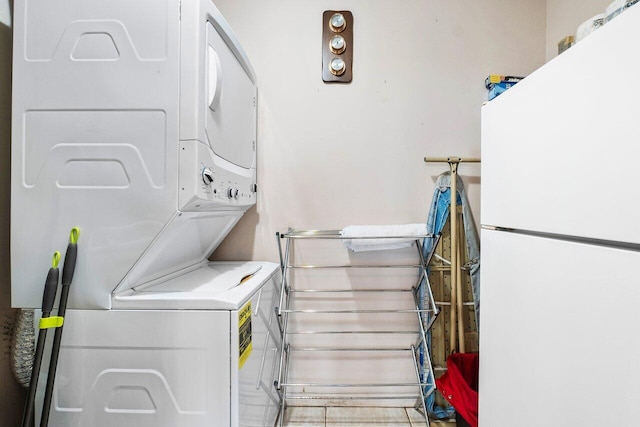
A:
[[545, 0, 612, 61], [212, 0, 546, 263], [210, 0, 546, 403]]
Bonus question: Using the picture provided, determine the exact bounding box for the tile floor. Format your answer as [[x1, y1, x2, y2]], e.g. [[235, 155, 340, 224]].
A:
[[282, 406, 456, 426]]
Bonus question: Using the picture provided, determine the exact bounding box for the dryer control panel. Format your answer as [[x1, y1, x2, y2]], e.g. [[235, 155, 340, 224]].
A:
[[179, 140, 256, 212]]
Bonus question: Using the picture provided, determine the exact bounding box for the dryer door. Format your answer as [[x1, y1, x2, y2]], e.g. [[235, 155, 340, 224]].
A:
[[205, 21, 256, 170]]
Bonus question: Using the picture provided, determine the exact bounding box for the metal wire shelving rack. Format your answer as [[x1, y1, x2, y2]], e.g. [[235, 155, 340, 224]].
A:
[[274, 229, 441, 426]]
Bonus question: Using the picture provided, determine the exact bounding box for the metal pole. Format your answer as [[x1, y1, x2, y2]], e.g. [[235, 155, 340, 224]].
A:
[[456, 208, 466, 354], [424, 156, 481, 163], [449, 158, 459, 354]]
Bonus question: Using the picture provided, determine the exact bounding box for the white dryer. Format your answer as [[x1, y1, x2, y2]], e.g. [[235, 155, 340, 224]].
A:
[[11, 0, 259, 310]]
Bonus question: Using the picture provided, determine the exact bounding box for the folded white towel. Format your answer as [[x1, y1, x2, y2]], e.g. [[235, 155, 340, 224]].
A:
[[341, 224, 427, 252]]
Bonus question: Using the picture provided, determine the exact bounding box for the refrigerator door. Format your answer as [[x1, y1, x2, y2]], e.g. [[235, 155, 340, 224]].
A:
[[480, 229, 640, 426], [481, 5, 640, 245]]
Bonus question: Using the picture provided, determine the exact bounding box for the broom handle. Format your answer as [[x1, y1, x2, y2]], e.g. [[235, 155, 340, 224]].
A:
[[22, 253, 60, 427]]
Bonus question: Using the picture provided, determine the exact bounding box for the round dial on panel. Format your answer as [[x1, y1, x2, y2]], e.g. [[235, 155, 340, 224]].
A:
[[329, 35, 346, 54], [329, 13, 346, 32], [202, 167, 214, 185], [227, 188, 239, 199], [329, 57, 346, 76]]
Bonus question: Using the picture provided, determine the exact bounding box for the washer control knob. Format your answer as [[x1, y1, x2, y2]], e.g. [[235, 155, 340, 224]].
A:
[[202, 167, 214, 185], [226, 188, 239, 199]]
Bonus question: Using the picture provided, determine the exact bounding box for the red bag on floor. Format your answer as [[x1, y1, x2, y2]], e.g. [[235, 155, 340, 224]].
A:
[[435, 352, 479, 427]]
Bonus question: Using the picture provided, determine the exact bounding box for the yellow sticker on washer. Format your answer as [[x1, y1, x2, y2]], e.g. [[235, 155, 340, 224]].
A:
[[238, 302, 252, 369]]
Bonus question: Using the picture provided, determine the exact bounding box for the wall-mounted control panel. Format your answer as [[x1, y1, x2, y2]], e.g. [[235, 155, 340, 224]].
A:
[[322, 10, 353, 83]]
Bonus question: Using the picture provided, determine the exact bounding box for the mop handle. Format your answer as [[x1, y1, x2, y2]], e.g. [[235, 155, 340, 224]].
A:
[[61, 228, 79, 286], [40, 228, 80, 427]]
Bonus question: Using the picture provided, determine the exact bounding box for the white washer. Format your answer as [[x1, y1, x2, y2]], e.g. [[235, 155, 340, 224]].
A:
[[11, 2, 281, 424], [38, 261, 282, 427]]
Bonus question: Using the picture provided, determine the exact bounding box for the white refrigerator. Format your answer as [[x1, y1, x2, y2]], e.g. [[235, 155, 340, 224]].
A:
[[480, 5, 640, 426]]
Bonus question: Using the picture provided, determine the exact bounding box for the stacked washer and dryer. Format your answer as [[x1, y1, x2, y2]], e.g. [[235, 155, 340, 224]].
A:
[[11, 0, 281, 426]]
